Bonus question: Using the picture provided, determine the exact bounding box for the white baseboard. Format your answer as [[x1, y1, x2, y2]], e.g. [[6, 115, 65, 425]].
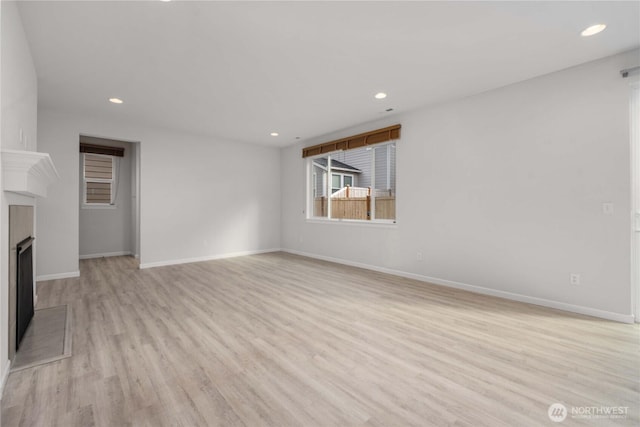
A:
[[139, 248, 281, 269], [79, 251, 132, 260], [0, 359, 10, 400], [283, 249, 635, 324], [36, 270, 80, 282]]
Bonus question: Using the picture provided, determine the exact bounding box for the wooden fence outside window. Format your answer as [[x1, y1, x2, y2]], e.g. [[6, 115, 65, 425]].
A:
[[314, 187, 395, 220]]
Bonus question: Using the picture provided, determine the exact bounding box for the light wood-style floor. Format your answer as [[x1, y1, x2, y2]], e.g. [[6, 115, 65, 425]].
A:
[[1, 253, 638, 426]]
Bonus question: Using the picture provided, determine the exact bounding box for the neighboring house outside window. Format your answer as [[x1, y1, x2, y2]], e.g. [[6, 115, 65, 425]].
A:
[[312, 157, 362, 195]]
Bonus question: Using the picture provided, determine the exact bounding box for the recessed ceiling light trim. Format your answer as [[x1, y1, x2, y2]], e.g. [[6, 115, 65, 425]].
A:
[[270, 132, 279, 137], [374, 92, 387, 99], [581, 24, 606, 37], [109, 98, 123, 104]]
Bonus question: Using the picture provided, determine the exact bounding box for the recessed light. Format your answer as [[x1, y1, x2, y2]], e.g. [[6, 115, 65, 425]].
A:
[[581, 24, 606, 37], [374, 92, 387, 99], [270, 132, 279, 136], [109, 98, 123, 104]]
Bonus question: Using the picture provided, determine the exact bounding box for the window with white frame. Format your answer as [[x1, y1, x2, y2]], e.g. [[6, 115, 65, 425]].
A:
[[83, 153, 115, 205], [331, 173, 354, 194], [308, 142, 396, 222]]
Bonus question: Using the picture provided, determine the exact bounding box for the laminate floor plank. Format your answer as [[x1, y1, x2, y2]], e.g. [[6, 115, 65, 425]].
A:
[[1, 252, 638, 426]]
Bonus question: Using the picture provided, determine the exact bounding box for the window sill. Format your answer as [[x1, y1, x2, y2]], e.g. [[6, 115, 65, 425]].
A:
[[305, 218, 397, 228], [81, 204, 117, 210]]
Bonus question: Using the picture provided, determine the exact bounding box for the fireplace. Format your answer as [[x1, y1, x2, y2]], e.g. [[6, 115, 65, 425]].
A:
[[2, 150, 58, 362], [8, 205, 35, 361], [16, 236, 35, 351]]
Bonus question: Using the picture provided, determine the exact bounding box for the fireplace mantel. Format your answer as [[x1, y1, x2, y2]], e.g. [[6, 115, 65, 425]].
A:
[[1, 149, 59, 198]]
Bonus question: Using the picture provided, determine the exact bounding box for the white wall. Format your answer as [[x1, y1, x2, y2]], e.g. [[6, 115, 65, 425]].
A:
[[282, 49, 640, 322], [0, 0, 38, 393], [0, 4, 36, 153], [37, 109, 281, 277], [79, 139, 133, 258]]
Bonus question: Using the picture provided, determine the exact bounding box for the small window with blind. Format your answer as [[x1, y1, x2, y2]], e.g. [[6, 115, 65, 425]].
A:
[[83, 153, 115, 206], [80, 138, 124, 208]]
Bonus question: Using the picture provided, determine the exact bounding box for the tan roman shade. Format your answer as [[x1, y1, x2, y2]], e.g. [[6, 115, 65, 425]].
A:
[[84, 154, 113, 180], [85, 182, 112, 204], [84, 154, 113, 204], [302, 124, 401, 158]]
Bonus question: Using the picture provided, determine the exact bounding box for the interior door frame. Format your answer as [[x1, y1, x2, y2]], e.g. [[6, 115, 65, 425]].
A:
[[77, 134, 141, 262], [630, 79, 639, 322]]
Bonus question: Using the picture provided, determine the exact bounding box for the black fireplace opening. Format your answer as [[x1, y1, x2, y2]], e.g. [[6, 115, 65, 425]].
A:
[[17, 236, 35, 351]]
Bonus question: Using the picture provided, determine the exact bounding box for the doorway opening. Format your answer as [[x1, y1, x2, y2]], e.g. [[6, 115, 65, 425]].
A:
[[78, 135, 140, 262]]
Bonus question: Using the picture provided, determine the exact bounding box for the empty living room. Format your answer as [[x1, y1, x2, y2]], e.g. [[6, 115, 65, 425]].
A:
[[1, 1, 639, 426]]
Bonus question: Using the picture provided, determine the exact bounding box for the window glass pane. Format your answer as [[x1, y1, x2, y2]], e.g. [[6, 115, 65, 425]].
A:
[[374, 144, 395, 220], [332, 174, 341, 193], [84, 154, 112, 179], [312, 163, 328, 218], [331, 148, 369, 220], [86, 182, 111, 204], [331, 182, 369, 220], [342, 148, 371, 188]]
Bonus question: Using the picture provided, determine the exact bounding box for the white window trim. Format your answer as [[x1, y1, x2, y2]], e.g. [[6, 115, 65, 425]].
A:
[[82, 153, 118, 209], [312, 172, 317, 198], [81, 204, 118, 210], [306, 141, 397, 225], [305, 218, 398, 227]]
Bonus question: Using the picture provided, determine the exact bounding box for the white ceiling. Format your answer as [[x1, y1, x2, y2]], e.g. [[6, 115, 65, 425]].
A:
[[17, 1, 640, 147]]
